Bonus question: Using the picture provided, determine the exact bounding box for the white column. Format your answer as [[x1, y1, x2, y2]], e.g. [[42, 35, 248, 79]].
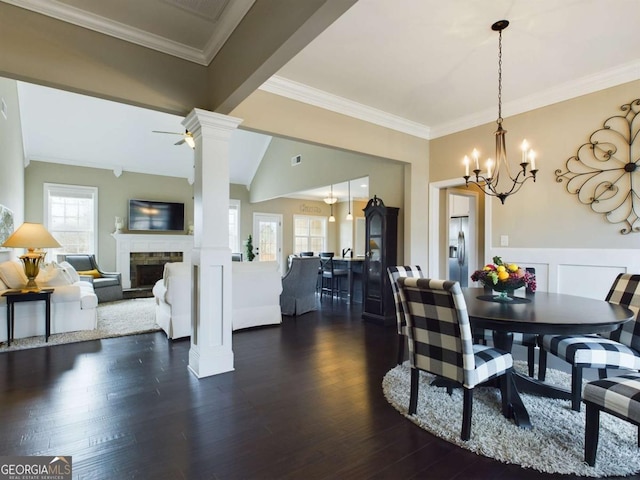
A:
[[183, 109, 242, 378]]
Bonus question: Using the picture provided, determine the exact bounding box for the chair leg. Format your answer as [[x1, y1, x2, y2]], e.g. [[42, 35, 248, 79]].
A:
[[409, 368, 419, 415], [598, 368, 608, 379], [461, 387, 473, 441], [538, 348, 548, 381], [396, 334, 405, 365], [571, 366, 583, 412], [585, 401, 600, 467], [527, 346, 535, 378]]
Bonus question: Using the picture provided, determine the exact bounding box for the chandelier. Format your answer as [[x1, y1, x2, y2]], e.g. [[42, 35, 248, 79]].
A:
[[324, 184, 338, 205], [464, 20, 538, 204]]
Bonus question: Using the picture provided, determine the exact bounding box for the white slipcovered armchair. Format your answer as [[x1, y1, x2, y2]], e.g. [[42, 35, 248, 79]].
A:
[[152, 262, 191, 340]]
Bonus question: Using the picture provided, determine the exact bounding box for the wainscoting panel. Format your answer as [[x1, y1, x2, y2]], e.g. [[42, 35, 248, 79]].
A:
[[557, 264, 626, 299]]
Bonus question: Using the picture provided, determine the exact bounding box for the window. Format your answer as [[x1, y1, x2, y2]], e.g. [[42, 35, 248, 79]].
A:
[[44, 183, 98, 257], [294, 215, 326, 254], [229, 199, 241, 253]]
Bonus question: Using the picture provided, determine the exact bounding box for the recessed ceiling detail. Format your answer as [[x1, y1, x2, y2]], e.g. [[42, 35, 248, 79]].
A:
[[161, 0, 229, 22]]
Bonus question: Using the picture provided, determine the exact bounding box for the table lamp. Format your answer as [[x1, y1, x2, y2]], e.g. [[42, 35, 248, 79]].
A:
[[1, 222, 61, 290]]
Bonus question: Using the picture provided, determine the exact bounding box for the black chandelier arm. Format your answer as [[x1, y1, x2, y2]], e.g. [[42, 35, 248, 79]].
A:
[[465, 166, 537, 204]]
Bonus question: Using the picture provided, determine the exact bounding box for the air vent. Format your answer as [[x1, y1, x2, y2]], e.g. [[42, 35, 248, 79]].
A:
[[291, 154, 302, 166]]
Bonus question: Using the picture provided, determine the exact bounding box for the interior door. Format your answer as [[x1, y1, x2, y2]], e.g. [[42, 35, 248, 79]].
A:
[[253, 213, 283, 271]]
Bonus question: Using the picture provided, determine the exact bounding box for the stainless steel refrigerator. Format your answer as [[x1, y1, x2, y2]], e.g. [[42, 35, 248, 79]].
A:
[[448, 216, 469, 287]]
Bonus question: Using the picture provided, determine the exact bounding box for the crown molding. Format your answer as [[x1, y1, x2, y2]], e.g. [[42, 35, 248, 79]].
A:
[[430, 59, 640, 139], [2, 0, 210, 65], [259, 76, 431, 140]]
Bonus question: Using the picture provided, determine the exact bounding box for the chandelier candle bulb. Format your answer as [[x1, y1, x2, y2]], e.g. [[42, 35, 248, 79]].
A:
[[521, 140, 529, 164], [486, 159, 493, 179], [529, 150, 537, 171], [464, 156, 470, 176], [473, 149, 480, 170]]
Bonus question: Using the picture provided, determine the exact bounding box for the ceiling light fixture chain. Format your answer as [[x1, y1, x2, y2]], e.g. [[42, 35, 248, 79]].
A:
[[463, 19, 539, 204]]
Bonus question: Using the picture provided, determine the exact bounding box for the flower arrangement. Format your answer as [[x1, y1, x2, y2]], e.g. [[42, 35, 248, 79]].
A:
[[471, 256, 536, 293]]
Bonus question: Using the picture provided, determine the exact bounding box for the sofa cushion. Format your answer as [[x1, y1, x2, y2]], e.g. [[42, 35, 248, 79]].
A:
[[93, 277, 119, 288], [0, 261, 27, 289]]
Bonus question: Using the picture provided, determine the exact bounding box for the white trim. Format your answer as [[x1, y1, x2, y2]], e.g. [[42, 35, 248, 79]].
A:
[[1, 0, 254, 66], [259, 76, 431, 140]]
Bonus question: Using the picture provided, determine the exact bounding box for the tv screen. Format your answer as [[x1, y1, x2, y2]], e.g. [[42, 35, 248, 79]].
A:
[[128, 199, 185, 232]]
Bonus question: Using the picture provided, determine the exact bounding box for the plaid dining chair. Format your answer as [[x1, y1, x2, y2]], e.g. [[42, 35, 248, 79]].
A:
[[387, 265, 424, 365], [397, 277, 513, 440], [539, 273, 640, 411]]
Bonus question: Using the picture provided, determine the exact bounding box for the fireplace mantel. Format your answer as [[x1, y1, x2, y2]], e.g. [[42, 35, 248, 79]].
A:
[[112, 233, 194, 289]]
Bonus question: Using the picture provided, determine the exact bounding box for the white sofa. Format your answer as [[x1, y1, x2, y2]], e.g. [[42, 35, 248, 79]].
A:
[[231, 260, 283, 330], [0, 260, 98, 342], [152, 260, 283, 338]]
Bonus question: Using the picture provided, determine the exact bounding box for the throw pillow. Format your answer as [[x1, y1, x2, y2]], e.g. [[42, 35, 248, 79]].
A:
[[0, 261, 28, 289], [37, 262, 73, 287], [59, 261, 80, 284], [77, 268, 101, 278]]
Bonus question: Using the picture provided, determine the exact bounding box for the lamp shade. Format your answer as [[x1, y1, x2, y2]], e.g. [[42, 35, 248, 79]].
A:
[[1, 222, 61, 250]]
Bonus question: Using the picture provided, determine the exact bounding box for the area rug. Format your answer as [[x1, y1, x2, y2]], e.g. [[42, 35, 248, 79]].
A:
[[382, 361, 640, 477], [1, 297, 160, 352]]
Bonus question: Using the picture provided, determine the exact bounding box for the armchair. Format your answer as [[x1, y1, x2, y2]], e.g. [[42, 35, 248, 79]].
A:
[[57, 254, 123, 303], [280, 256, 319, 316]]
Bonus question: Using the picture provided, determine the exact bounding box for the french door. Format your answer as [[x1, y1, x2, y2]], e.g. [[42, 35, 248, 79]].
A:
[[252, 213, 283, 271]]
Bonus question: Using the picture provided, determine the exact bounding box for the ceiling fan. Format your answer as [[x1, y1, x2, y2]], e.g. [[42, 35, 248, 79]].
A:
[[152, 129, 195, 149]]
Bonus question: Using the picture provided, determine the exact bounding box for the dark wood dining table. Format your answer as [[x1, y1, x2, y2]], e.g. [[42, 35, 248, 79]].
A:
[[461, 287, 634, 428]]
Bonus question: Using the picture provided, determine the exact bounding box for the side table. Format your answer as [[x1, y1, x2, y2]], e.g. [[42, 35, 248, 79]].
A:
[[2, 288, 55, 346]]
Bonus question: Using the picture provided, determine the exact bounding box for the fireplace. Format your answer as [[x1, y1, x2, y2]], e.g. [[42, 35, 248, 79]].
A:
[[130, 251, 183, 288], [112, 233, 194, 289]]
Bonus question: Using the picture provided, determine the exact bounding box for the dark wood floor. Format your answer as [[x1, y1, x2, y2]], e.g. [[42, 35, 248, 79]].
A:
[[0, 298, 637, 480]]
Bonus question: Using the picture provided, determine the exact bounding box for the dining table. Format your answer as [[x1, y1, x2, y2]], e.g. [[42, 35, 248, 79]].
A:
[[461, 287, 634, 429]]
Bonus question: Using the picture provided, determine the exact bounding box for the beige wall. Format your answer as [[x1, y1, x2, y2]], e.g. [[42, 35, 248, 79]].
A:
[[0, 78, 25, 228], [25, 162, 195, 271], [430, 79, 640, 250]]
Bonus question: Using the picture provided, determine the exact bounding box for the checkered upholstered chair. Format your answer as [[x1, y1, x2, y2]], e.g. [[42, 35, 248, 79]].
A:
[[397, 277, 513, 440], [583, 373, 640, 466], [539, 273, 640, 411], [387, 265, 424, 365]]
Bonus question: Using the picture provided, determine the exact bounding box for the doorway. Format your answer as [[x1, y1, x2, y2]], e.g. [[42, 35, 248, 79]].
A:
[[428, 180, 484, 281], [445, 191, 477, 287], [252, 213, 283, 271]]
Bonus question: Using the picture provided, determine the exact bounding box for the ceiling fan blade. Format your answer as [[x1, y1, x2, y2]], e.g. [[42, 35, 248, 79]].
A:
[[152, 130, 183, 135], [174, 139, 186, 145]]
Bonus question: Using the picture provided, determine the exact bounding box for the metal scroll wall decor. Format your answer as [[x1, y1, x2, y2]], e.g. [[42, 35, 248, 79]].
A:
[[555, 98, 640, 234]]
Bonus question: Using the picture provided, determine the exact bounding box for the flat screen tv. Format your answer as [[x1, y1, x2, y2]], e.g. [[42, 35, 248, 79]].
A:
[[128, 199, 185, 232]]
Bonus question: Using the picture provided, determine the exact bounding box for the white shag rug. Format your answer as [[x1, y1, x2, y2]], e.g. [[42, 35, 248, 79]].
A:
[[382, 361, 640, 477], [1, 297, 160, 352]]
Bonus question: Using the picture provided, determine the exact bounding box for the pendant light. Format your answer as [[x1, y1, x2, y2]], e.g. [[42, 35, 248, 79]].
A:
[[346, 181, 353, 220], [328, 184, 336, 222]]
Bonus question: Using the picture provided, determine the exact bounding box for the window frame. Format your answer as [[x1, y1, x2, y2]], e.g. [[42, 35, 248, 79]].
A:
[[43, 182, 98, 257], [229, 199, 241, 253], [293, 214, 327, 255]]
